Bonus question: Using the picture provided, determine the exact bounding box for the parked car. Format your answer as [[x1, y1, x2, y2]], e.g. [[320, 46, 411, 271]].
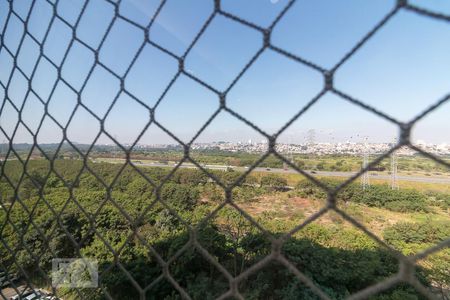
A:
[[11, 291, 33, 300], [11, 290, 49, 300]]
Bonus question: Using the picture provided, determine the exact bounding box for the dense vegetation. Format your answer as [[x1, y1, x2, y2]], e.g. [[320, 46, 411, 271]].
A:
[[0, 159, 448, 299], [295, 179, 450, 212]]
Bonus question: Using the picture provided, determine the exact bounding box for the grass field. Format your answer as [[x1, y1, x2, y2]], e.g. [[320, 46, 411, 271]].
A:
[[252, 171, 450, 193]]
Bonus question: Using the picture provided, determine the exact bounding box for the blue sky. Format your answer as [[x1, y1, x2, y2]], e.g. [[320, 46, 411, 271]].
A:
[[0, 0, 449, 146]]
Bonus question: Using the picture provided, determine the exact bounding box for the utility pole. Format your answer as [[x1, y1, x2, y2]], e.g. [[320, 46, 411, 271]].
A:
[[361, 137, 370, 190], [113, 135, 118, 159], [306, 129, 316, 146], [287, 149, 294, 165], [390, 149, 399, 190]]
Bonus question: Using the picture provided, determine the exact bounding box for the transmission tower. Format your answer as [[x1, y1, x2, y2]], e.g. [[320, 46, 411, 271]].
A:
[[390, 150, 399, 190], [306, 129, 316, 146], [361, 138, 370, 190]]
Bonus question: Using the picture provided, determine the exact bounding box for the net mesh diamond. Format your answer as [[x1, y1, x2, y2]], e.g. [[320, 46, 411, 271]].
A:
[[0, 0, 449, 299]]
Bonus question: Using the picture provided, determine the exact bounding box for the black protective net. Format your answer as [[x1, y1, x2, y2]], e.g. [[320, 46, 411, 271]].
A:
[[0, 0, 449, 299]]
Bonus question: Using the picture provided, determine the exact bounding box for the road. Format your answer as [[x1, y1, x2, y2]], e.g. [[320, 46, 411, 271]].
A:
[[99, 160, 450, 185]]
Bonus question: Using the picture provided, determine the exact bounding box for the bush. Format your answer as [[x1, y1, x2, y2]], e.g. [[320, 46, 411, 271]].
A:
[[171, 169, 208, 185], [425, 191, 450, 209], [160, 183, 200, 211], [295, 179, 327, 199], [294, 179, 429, 212], [260, 174, 288, 191], [383, 221, 450, 245], [351, 185, 429, 212]]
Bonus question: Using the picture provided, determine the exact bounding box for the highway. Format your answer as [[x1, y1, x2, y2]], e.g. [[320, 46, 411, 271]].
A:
[[103, 160, 450, 185]]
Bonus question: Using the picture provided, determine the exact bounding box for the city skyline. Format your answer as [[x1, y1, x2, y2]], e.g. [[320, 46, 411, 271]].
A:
[[2, 137, 449, 155]]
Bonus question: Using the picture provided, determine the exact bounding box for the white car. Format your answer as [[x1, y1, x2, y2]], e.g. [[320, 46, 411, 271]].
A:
[[25, 292, 42, 300]]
